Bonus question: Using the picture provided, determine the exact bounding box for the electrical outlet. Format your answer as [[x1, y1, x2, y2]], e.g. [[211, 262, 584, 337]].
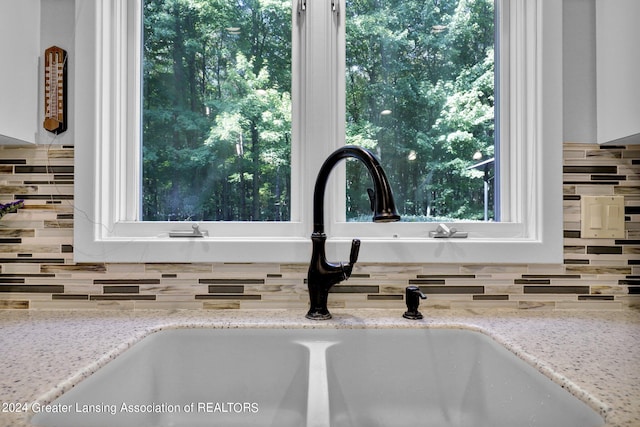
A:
[[581, 196, 625, 238]]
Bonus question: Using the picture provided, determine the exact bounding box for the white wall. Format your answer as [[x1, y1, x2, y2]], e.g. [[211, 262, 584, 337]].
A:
[[0, 0, 75, 146], [38, 0, 75, 146]]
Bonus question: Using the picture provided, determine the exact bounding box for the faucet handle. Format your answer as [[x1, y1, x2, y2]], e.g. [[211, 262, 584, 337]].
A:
[[349, 239, 361, 265]]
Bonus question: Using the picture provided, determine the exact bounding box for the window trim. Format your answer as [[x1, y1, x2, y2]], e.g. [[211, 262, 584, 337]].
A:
[[74, 0, 563, 264]]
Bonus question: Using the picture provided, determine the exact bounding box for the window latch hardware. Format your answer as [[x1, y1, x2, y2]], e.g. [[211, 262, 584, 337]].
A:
[[298, 0, 306, 14], [331, 0, 340, 15], [169, 223, 208, 238], [429, 224, 468, 239]]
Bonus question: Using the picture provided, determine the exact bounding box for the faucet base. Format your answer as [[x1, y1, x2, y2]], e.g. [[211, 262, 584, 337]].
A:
[[305, 309, 332, 320], [403, 310, 424, 320]]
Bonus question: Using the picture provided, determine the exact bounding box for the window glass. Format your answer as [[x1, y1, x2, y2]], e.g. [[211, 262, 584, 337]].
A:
[[142, 0, 292, 221], [345, 0, 496, 222]]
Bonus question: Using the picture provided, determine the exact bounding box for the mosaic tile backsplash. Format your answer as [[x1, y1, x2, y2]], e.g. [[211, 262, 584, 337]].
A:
[[0, 143, 638, 311]]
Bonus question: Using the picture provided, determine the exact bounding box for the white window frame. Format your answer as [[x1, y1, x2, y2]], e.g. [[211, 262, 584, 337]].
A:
[[74, 0, 563, 264]]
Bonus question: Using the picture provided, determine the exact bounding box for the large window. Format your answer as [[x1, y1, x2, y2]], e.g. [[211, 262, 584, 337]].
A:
[[74, 0, 563, 263]]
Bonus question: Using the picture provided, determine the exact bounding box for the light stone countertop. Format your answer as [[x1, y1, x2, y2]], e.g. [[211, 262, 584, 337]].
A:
[[0, 308, 638, 427]]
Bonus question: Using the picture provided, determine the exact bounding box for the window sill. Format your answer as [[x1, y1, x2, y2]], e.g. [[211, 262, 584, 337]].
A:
[[74, 233, 562, 264]]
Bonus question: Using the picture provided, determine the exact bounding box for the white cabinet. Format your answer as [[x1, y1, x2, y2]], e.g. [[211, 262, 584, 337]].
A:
[[0, 0, 41, 145], [595, 0, 640, 145], [564, 0, 640, 145]]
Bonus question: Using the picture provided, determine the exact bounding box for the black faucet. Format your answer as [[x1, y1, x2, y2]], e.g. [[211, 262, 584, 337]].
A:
[[306, 145, 400, 320]]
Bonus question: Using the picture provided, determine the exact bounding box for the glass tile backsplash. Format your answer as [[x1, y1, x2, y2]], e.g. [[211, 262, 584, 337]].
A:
[[0, 143, 638, 310]]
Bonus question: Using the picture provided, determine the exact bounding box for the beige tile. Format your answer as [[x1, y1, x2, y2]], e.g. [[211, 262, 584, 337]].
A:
[[145, 263, 214, 273], [105, 263, 147, 274], [0, 244, 60, 254], [40, 264, 107, 274], [451, 300, 518, 310], [240, 300, 307, 310], [565, 265, 632, 275], [244, 284, 302, 294], [0, 300, 29, 309], [203, 301, 241, 309], [590, 285, 628, 295], [460, 265, 528, 274], [517, 301, 556, 310], [134, 301, 203, 310], [555, 301, 623, 310], [344, 299, 403, 309], [212, 263, 281, 274]]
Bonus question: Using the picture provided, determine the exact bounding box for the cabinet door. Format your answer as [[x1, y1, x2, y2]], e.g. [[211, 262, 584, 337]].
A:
[[0, 0, 40, 145], [596, 0, 640, 144]]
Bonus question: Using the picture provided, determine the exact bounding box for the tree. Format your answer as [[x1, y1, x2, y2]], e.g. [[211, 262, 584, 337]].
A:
[[142, 0, 291, 221], [141, 0, 496, 222], [345, 0, 495, 221]]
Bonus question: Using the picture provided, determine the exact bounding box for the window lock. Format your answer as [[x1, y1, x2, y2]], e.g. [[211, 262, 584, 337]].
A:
[[169, 224, 208, 238], [429, 224, 468, 239]]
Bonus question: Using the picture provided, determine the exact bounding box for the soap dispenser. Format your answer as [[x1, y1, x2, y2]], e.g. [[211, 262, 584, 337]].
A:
[[403, 285, 427, 319]]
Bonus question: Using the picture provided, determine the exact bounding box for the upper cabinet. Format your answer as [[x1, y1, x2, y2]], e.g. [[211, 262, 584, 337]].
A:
[[564, 0, 640, 145], [595, 0, 640, 145], [0, 0, 40, 145]]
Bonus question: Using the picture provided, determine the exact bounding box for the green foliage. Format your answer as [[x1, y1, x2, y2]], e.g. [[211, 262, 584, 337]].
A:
[[345, 0, 496, 221], [143, 0, 291, 221], [142, 0, 496, 222]]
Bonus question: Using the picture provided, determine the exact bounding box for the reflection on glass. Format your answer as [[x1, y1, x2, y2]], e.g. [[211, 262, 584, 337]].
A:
[[345, 0, 496, 222], [142, 0, 291, 221]]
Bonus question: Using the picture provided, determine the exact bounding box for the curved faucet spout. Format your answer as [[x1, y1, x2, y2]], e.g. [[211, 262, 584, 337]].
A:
[[313, 146, 400, 234], [306, 145, 400, 320]]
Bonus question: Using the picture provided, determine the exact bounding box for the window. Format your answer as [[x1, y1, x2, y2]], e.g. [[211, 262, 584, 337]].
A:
[[344, 0, 497, 223], [141, 0, 496, 224], [141, 0, 293, 222], [74, 0, 563, 263]]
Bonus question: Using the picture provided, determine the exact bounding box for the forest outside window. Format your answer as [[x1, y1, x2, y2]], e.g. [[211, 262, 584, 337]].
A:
[[142, 0, 497, 224], [344, 0, 497, 223], [142, 0, 292, 222], [74, 0, 563, 263]]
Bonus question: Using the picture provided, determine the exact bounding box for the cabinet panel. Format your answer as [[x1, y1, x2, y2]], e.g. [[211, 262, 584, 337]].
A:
[[0, 0, 40, 145], [595, 0, 640, 144]]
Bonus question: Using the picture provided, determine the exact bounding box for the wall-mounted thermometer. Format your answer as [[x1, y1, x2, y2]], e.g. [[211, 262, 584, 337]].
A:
[[43, 46, 67, 134]]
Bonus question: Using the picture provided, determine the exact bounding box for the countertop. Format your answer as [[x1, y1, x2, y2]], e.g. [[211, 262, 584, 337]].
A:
[[0, 308, 638, 427]]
